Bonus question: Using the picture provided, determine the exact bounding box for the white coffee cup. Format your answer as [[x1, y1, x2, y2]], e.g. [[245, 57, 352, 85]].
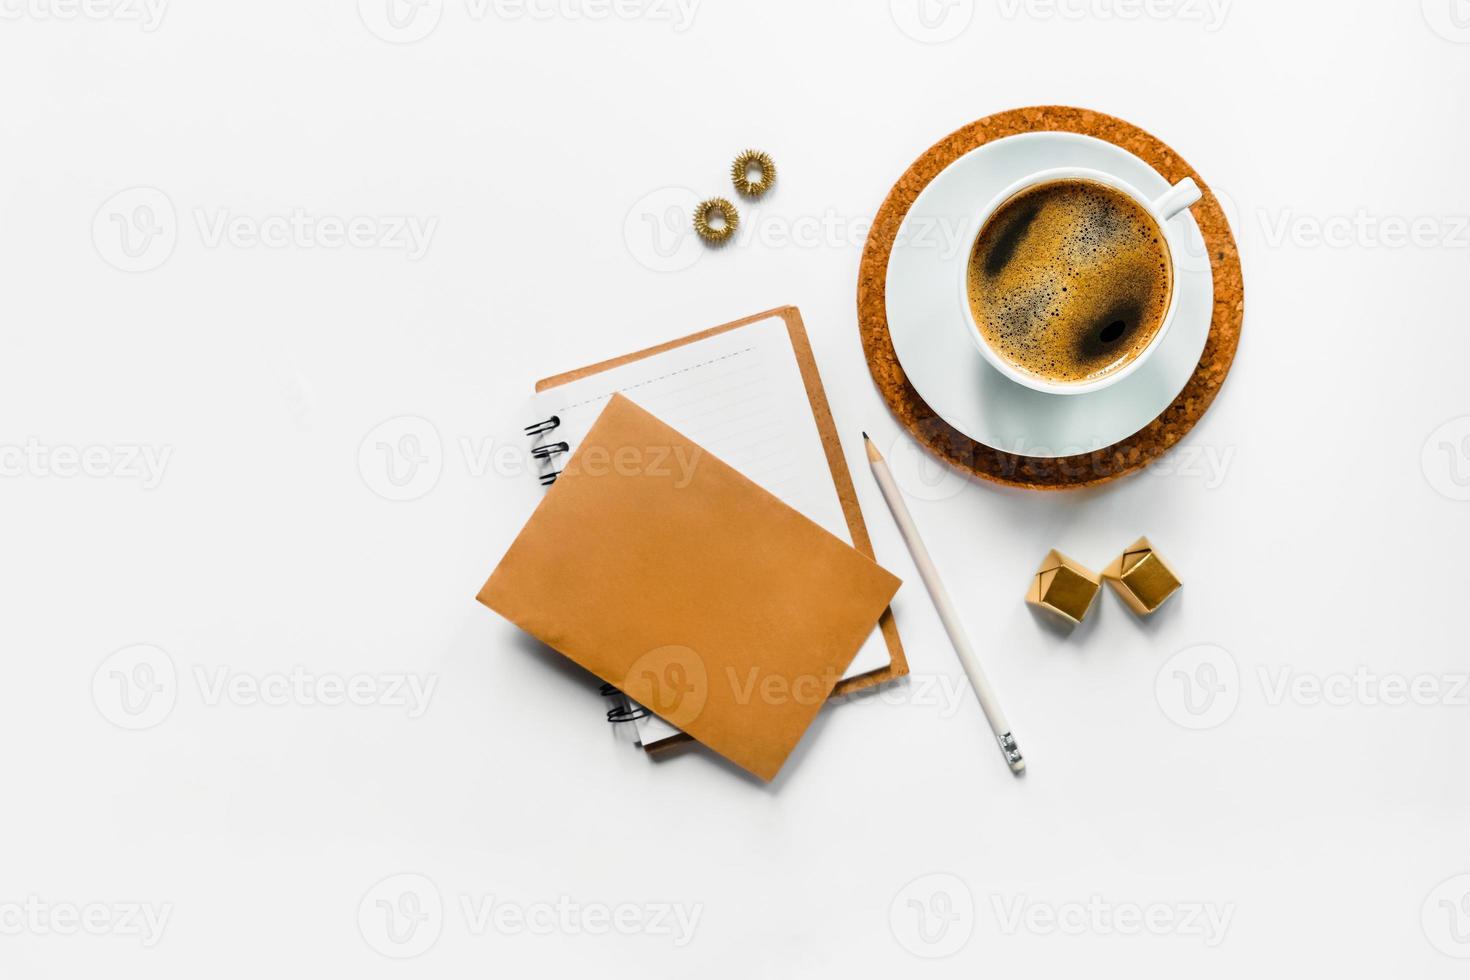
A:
[[957, 167, 1202, 396]]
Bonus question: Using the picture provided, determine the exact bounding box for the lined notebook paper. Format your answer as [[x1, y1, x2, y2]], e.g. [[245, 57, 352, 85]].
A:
[[521, 315, 894, 745]]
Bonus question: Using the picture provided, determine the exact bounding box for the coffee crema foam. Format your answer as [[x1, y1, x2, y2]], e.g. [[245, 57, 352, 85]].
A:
[[966, 178, 1172, 385]]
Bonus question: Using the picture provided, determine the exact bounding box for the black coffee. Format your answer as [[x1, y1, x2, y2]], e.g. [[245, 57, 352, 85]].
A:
[[966, 178, 1172, 385]]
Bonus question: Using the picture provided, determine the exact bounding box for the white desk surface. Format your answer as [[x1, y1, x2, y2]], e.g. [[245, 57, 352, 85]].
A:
[[5, 1, 1469, 976]]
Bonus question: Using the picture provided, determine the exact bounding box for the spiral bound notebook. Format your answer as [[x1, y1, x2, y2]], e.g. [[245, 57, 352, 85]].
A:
[[519, 306, 908, 750], [485, 393, 901, 781]]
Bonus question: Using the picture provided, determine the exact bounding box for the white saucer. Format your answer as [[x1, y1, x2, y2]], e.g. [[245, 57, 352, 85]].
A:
[[884, 132, 1214, 457]]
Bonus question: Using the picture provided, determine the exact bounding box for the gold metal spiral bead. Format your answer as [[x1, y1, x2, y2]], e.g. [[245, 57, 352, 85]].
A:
[[730, 149, 776, 197], [693, 197, 740, 245]]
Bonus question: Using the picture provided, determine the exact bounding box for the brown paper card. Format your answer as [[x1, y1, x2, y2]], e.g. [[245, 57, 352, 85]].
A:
[[478, 394, 901, 781]]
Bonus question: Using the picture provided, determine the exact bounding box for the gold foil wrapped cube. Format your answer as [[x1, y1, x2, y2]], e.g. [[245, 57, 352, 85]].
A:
[[1102, 537, 1182, 615], [1026, 550, 1101, 625]]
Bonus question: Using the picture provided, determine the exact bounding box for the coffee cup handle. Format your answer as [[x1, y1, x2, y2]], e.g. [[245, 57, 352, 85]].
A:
[[1151, 177, 1202, 221]]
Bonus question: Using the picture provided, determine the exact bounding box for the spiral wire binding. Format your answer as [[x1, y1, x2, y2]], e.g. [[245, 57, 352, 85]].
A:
[[600, 683, 650, 724], [525, 416, 565, 485], [524, 415, 561, 436], [527, 430, 647, 724]]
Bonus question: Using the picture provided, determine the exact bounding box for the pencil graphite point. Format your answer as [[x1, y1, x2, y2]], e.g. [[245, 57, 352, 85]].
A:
[[863, 433, 883, 463]]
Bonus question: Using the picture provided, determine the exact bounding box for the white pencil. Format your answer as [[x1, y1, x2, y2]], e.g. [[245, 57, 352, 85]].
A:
[[863, 432, 1025, 775]]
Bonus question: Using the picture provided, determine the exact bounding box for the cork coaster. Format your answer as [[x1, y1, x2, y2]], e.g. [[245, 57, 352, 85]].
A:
[[857, 105, 1243, 491]]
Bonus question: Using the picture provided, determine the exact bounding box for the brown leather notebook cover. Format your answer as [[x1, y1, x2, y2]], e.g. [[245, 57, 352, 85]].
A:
[[535, 306, 909, 702], [479, 395, 901, 781]]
